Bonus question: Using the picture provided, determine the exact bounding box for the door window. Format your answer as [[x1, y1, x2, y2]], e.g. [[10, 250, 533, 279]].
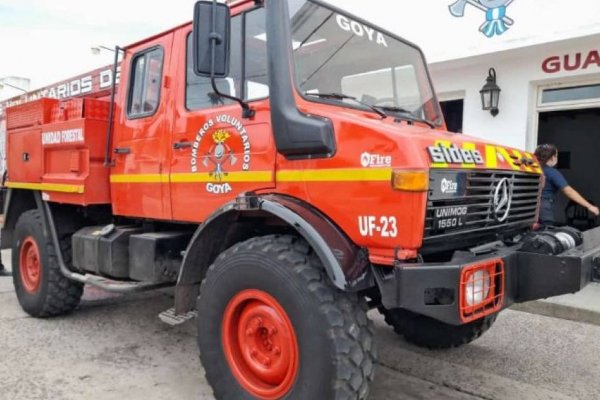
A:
[[244, 8, 269, 100], [128, 47, 164, 118], [185, 7, 268, 110], [185, 16, 242, 110]]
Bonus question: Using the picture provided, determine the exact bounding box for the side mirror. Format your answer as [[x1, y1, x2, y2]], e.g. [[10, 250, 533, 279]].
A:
[[193, 0, 231, 78]]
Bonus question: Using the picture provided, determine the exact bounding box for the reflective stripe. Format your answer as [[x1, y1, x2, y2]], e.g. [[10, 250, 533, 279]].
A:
[[171, 171, 273, 183], [277, 168, 392, 182], [485, 145, 498, 169], [525, 152, 542, 173], [6, 182, 85, 194], [460, 142, 478, 168], [110, 169, 392, 184], [110, 174, 167, 183], [110, 171, 272, 184], [495, 147, 522, 171], [430, 139, 452, 169]]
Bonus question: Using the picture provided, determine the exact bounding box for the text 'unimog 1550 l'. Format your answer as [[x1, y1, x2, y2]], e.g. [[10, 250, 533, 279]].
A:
[[3, 1, 600, 398]]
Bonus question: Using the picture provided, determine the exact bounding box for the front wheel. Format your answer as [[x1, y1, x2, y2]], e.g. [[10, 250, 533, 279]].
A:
[[197, 235, 376, 400], [379, 307, 497, 349]]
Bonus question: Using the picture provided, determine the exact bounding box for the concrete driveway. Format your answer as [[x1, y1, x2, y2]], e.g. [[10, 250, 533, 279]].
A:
[[1, 250, 599, 400]]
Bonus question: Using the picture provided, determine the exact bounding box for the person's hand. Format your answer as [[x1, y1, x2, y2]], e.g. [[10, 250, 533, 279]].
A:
[[588, 205, 600, 216]]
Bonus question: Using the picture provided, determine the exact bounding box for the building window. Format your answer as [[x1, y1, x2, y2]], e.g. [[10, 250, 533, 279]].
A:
[[128, 47, 164, 118], [541, 84, 600, 104], [440, 99, 464, 133]]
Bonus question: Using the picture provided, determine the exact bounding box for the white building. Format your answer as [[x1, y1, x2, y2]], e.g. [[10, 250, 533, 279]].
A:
[[362, 0, 600, 225]]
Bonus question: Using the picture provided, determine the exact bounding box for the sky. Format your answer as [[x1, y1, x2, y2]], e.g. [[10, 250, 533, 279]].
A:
[[1, 0, 600, 92]]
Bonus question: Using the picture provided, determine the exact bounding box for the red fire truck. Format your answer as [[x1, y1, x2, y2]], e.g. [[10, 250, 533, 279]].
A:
[[2, 1, 600, 398]]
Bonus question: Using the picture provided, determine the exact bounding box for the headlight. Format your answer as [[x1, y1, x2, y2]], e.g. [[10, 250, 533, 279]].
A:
[[465, 269, 491, 306]]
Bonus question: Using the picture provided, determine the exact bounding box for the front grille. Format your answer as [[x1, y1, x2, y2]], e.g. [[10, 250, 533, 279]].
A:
[[424, 170, 542, 242]]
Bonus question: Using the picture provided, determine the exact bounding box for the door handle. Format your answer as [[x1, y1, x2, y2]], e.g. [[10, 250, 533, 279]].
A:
[[173, 141, 193, 150], [114, 147, 131, 154]]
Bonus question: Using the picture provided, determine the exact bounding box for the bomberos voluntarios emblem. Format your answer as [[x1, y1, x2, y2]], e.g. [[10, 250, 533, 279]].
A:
[[191, 114, 251, 194]]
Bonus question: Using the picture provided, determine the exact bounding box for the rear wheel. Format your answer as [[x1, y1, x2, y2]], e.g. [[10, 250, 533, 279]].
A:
[[379, 307, 497, 349], [12, 210, 83, 317], [197, 235, 376, 400]]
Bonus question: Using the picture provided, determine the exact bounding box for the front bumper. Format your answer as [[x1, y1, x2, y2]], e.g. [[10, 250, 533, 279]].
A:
[[375, 227, 600, 325]]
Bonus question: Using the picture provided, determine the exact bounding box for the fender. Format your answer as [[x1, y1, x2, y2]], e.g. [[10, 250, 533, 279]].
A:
[[175, 193, 372, 313], [1, 189, 37, 249]]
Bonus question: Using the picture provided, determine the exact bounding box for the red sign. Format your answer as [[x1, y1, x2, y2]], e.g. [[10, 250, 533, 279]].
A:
[[542, 50, 600, 74]]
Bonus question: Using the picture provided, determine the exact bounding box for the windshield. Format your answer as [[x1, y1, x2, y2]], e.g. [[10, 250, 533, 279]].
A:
[[289, 0, 443, 125]]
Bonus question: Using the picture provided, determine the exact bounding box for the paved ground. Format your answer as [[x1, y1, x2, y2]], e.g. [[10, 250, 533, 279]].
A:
[[1, 250, 600, 400], [513, 282, 600, 327]]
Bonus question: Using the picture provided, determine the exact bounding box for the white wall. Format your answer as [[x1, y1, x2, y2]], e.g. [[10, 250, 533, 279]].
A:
[[327, 0, 600, 64], [429, 34, 600, 150]]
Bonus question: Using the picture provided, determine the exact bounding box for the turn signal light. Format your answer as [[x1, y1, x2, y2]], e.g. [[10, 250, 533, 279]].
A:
[[391, 170, 429, 192]]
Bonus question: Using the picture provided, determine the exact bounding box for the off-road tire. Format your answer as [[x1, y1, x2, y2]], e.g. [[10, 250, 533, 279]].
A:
[[197, 235, 377, 400], [12, 209, 83, 317], [379, 307, 497, 349]]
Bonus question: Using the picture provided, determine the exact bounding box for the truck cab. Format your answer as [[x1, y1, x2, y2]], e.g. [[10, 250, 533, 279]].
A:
[[3, 1, 600, 399]]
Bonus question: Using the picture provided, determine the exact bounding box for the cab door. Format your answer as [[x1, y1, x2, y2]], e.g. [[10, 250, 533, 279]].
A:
[[169, 8, 274, 223], [110, 33, 173, 219]]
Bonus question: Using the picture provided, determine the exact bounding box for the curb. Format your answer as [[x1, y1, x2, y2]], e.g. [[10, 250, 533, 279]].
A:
[[511, 301, 600, 327]]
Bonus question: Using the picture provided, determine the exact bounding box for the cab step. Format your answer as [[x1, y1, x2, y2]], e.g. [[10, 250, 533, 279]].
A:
[[159, 307, 198, 326]]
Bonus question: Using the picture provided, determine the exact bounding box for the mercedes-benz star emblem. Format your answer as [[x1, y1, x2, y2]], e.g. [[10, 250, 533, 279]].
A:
[[493, 178, 513, 222]]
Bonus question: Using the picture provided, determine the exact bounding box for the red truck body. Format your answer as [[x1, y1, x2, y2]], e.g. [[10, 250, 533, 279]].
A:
[[2, 1, 597, 399], [4, 9, 541, 264]]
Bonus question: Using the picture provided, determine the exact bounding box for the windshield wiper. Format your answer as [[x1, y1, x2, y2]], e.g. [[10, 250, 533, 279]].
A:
[[374, 106, 436, 129], [304, 92, 387, 119]]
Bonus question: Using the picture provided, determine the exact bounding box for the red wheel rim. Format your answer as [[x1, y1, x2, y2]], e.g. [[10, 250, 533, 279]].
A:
[[19, 236, 41, 293], [222, 289, 299, 399]]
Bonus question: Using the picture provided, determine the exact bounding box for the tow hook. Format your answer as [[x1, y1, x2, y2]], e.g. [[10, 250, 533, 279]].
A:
[[592, 256, 600, 283]]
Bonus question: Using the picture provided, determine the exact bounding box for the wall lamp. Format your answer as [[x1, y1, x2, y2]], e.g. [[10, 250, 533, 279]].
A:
[[480, 68, 501, 117]]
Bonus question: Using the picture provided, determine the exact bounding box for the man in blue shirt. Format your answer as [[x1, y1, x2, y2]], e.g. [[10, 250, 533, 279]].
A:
[[535, 144, 599, 226]]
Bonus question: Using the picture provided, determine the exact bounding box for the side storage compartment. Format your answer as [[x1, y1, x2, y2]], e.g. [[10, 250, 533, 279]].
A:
[[5, 97, 111, 205], [6, 99, 58, 184], [6, 127, 44, 183]]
